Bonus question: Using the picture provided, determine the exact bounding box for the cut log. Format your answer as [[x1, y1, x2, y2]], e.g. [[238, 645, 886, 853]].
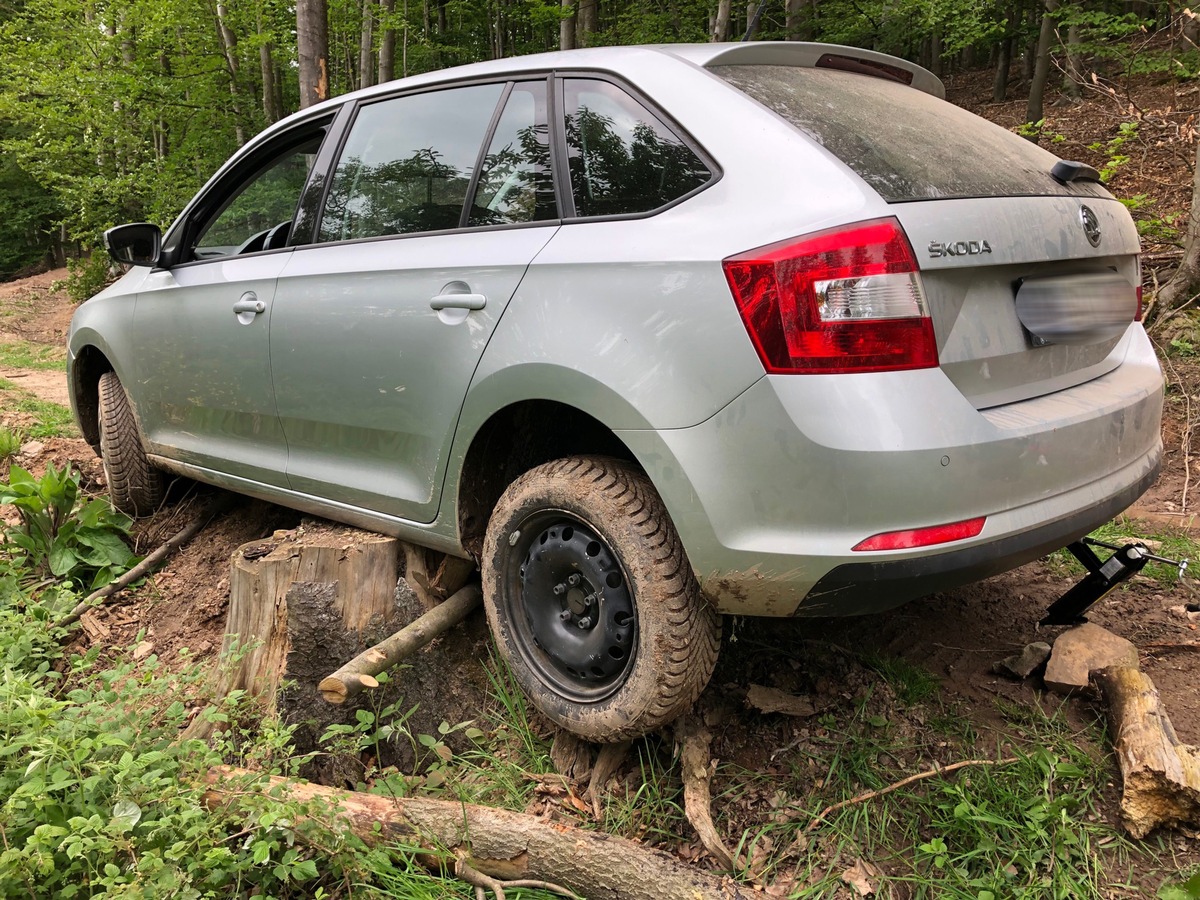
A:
[[203, 766, 753, 899], [1093, 665, 1200, 838], [318, 583, 481, 704]]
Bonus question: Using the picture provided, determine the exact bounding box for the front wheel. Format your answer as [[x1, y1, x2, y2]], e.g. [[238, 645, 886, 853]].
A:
[[481, 456, 721, 742], [98, 371, 165, 517]]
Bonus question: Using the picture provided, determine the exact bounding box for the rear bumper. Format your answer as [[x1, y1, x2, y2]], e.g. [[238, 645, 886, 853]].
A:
[[618, 323, 1164, 617]]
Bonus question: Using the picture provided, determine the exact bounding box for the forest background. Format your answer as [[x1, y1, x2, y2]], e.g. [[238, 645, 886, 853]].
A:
[[0, 0, 1198, 293]]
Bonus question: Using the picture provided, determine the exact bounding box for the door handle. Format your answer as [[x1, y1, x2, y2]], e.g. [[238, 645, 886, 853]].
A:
[[430, 292, 487, 311], [233, 294, 266, 315]]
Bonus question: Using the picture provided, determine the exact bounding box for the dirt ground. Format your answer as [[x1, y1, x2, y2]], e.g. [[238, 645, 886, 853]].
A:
[[5, 67, 1200, 894]]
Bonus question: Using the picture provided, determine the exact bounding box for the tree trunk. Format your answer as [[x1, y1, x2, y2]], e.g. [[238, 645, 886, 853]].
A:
[[297, 0, 330, 109], [1025, 0, 1058, 130], [378, 0, 396, 81], [711, 0, 731, 41], [257, 11, 280, 123], [1157, 139, 1200, 311], [559, 0, 575, 50], [993, 36, 1012, 101], [577, 0, 597, 46], [358, 0, 375, 89], [784, 0, 803, 39], [1094, 666, 1200, 838], [1062, 20, 1083, 99], [204, 767, 757, 899], [929, 26, 943, 77], [215, 1, 247, 145]]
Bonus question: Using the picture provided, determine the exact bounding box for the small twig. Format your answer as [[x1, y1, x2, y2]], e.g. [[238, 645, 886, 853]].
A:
[[454, 851, 580, 900], [56, 494, 235, 630], [805, 756, 1020, 833]]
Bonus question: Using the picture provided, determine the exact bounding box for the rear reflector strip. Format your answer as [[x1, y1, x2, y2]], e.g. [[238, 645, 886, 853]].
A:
[[852, 517, 986, 552]]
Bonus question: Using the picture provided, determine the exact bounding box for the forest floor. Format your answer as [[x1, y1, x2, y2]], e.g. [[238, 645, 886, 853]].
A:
[[6, 67, 1200, 898]]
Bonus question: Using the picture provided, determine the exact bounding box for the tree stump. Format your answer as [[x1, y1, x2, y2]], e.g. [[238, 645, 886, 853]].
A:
[[221, 523, 402, 709], [196, 520, 494, 778]]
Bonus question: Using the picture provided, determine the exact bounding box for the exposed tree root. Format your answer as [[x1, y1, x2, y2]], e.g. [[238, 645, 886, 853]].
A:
[[676, 716, 738, 871]]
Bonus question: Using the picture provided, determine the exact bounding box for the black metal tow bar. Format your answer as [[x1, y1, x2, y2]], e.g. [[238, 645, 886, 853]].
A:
[[1040, 537, 1189, 627]]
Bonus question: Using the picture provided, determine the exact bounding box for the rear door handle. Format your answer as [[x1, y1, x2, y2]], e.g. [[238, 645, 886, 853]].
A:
[[430, 292, 487, 311]]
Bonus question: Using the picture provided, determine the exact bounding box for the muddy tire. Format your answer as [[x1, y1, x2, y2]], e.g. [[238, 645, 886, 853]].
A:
[[482, 456, 721, 742], [98, 371, 165, 517]]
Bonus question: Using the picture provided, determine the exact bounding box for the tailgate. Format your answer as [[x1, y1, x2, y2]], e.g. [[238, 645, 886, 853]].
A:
[[894, 196, 1141, 409]]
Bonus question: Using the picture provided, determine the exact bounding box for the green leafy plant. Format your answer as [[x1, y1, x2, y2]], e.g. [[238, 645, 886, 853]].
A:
[[0, 427, 20, 465], [62, 252, 113, 304], [0, 464, 137, 589]]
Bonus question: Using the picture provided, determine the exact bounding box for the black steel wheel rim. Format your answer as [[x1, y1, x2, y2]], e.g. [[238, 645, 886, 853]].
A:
[[504, 511, 638, 702]]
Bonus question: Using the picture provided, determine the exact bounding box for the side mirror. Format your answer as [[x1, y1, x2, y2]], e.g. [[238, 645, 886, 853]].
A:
[[103, 223, 162, 267]]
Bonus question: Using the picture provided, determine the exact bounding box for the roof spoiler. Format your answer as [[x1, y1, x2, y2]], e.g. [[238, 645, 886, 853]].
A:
[[662, 42, 945, 100]]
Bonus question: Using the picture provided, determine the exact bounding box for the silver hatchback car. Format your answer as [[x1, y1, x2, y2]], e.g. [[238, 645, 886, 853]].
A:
[[69, 42, 1163, 741]]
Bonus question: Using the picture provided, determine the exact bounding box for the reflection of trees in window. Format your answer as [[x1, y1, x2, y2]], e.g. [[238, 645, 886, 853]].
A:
[[566, 106, 710, 218], [468, 123, 555, 227], [320, 146, 472, 240]]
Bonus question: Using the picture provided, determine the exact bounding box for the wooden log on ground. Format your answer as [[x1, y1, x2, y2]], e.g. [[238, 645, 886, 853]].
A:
[[203, 766, 752, 900], [1093, 665, 1200, 838], [318, 583, 481, 704]]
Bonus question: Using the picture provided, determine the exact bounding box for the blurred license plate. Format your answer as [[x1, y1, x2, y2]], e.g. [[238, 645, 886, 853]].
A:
[[1015, 272, 1136, 346]]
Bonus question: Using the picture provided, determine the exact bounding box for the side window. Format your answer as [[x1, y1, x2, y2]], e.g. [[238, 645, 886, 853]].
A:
[[468, 82, 556, 227], [562, 79, 711, 218], [193, 136, 323, 259], [319, 84, 504, 242]]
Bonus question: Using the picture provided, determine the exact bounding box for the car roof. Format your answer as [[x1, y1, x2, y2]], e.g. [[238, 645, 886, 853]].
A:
[[293, 41, 943, 121]]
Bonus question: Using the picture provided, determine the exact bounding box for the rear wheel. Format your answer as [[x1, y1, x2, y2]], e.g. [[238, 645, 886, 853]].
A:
[[98, 371, 165, 516], [482, 456, 721, 742]]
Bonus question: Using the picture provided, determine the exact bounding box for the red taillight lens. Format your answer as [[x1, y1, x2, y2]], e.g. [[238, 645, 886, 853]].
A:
[[852, 517, 986, 552], [723, 218, 938, 374]]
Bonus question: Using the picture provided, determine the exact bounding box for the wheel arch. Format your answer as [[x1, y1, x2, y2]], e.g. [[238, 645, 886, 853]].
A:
[[71, 343, 115, 454], [453, 399, 641, 558]]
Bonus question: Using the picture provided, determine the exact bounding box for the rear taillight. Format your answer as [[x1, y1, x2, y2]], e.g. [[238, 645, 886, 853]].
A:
[[723, 218, 938, 374]]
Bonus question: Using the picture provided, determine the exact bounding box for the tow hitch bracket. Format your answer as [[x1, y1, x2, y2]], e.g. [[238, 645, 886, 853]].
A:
[[1040, 537, 1189, 627]]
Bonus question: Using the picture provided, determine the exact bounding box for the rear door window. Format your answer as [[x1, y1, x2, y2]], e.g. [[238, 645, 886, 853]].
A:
[[318, 83, 504, 241], [468, 81, 557, 226], [713, 65, 1110, 202], [562, 79, 712, 217]]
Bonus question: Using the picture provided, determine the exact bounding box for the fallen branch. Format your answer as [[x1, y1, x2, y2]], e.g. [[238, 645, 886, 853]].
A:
[[203, 766, 752, 900], [318, 583, 481, 704], [1094, 665, 1200, 837], [677, 717, 737, 871], [805, 756, 1020, 833], [454, 851, 580, 900], [57, 495, 235, 630]]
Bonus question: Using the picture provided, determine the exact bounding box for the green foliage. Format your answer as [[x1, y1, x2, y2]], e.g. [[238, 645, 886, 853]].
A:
[[63, 254, 113, 304], [0, 464, 137, 590], [0, 340, 67, 371], [1161, 871, 1200, 900], [0, 427, 20, 465]]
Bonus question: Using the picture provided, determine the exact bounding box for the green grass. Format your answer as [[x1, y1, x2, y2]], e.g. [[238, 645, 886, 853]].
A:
[[0, 377, 76, 438], [0, 340, 66, 371], [861, 652, 941, 706]]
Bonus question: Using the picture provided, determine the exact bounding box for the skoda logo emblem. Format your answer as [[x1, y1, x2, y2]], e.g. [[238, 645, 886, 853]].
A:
[[1080, 205, 1101, 248]]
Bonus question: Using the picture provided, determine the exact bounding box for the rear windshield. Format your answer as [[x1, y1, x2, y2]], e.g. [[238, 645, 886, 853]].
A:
[[713, 65, 1110, 203]]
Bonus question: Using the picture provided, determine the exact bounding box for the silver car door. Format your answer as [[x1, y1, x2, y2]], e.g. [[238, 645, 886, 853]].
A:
[[271, 79, 559, 523], [131, 132, 326, 486]]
